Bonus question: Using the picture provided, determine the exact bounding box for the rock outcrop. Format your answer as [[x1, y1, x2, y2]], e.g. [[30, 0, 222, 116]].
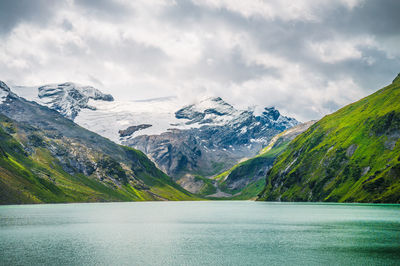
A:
[[37, 82, 114, 119]]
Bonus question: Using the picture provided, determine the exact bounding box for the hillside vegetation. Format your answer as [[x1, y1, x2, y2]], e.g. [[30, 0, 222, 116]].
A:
[[258, 75, 400, 203]]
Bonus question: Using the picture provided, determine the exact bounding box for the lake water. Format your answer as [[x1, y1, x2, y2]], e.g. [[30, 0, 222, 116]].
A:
[[0, 201, 399, 265]]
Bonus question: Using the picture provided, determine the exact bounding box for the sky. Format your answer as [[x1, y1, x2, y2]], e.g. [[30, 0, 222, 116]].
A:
[[1, 0, 400, 121]]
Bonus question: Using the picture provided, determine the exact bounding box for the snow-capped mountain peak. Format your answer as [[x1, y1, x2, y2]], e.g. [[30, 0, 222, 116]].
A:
[[125, 97, 300, 178], [175, 96, 242, 126], [10, 82, 299, 149], [37, 82, 114, 119], [13, 82, 114, 120], [193, 97, 235, 114]]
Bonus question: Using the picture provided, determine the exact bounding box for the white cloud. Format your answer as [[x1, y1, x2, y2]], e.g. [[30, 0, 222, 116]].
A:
[[308, 36, 375, 63], [192, 0, 364, 21]]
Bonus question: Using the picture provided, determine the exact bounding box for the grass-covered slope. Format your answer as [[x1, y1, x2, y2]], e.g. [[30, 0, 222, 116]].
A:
[[0, 81, 195, 204], [258, 76, 400, 203], [212, 122, 314, 199], [0, 119, 131, 204], [0, 115, 195, 204]]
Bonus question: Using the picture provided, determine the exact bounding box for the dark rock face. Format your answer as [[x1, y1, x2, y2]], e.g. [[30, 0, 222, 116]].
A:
[[119, 124, 152, 137], [124, 97, 299, 179], [0, 81, 11, 93], [37, 82, 114, 120], [262, 107, 281, 121]]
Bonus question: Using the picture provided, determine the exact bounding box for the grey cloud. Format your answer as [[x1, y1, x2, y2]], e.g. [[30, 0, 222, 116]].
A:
[[184, 46, 279, 83], [163, 0, 400, 82], [326, 0, 400, 37], [86, 36, 170, 75], [198, 1, 400, 99], [311, 47, 400, 91], [0, 0, 62, 34], [78, 0, 400, 94], [0, 0, 132, 35], [61, 19, 74, 31], [74, 0, 133, 20]]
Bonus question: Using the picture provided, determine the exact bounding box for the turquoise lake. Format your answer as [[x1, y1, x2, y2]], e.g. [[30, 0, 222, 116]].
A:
[[0, 201, 399, 265]]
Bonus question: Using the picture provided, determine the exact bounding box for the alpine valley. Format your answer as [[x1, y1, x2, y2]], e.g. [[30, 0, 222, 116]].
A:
[[12, 82, 299, 198], [2, 73, 400, 203]]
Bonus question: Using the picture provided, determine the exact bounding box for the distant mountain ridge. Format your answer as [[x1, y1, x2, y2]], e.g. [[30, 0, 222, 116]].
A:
[[125, 97, 299, 180]]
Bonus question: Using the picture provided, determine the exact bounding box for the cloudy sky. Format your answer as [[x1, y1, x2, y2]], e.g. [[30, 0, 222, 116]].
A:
[[1, 0, 400, 121]]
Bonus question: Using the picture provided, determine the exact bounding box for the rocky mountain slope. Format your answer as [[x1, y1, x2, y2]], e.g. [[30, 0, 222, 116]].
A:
[[0, 81, 195, 204], [124, 97, 298, 180], [209, 121, 315, 199], [258, 75, 400, 203]]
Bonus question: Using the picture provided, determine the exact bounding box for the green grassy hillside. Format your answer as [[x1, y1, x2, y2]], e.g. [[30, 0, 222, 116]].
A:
[[212, 122, 314, 199], [0, 114, 196, 204], [258, 76, 400, 203]]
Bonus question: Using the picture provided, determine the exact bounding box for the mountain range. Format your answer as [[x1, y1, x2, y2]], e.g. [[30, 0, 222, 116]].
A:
[[2, 72, 400, 203], [12, 83, 299, 197], [125, 98, 298, 180], [0, 81, 194, 204]]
